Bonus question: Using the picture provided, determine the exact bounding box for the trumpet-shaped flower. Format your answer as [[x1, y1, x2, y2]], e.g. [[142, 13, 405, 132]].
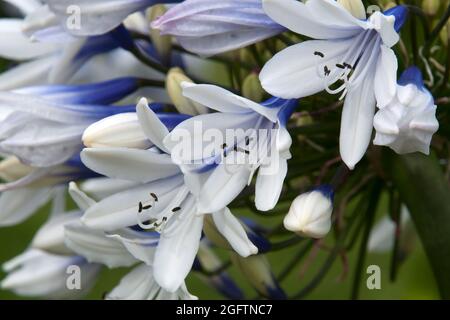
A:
[[80, 98, 258, 292], [259, 0, 407, 169], [164, 83, 298, 212], [151, 0, 284, 56]]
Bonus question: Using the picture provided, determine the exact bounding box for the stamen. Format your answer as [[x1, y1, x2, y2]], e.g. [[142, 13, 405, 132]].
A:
[[314, 51, 325, 58], [150, 193, 158, 202], [336, 63, 345, 69], [172, 207, 181, 212]]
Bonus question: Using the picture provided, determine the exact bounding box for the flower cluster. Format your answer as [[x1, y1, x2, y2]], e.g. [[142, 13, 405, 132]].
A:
[[0, 0, 445, 300]]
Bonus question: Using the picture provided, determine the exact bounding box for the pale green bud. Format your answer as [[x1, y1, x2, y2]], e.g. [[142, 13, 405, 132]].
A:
[[422, 0, 440, 16], [337, 0, 366, 19], [242, 73, 264, 102], [148, 5, 172, 64], [230, 253, 286, 299], [166, 67, 208, 115]]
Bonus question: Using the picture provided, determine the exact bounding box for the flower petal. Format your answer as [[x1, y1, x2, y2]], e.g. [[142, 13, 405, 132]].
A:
[[212, 208, 258, 257], [255, 155, 287, 211], [153, 204, 203, 292], [339, 76, 376, 169], [64, 222, 137, 268], [262, 0, 365, 40], [0, 187, 53, 226], [81, 147, 180, 183], [259, 38, 353, 99], [374, 45, 398, 108], [136, 98, 170, 153]]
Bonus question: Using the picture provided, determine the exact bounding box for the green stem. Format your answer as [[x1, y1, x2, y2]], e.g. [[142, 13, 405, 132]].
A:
[[383, 151, 450, 299], [423, 4, 450, 53], [350, 180, 382, 300]]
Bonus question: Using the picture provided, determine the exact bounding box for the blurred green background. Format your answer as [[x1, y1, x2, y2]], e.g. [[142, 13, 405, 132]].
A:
[[0, 197, 439, 300]]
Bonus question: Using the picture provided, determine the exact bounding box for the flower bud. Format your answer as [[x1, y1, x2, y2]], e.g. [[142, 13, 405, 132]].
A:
[[166, 67, 208, 115], [422, 0, 440, 16], [82, 113, 151, 149], [439, 19, 450, 47], [337, 0, 366, 19], [230, 253, 286, 299], [242, 73, 264, 102], [0, 156, 33, 182], [203, 215, 270, 254], [283, 186, 334, 239], [148, 5, 173, 64], [194, 243, 244, 299], [373, 67, 439, 155]]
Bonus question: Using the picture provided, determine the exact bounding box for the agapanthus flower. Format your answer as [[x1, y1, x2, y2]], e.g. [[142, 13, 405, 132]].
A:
[[1, 249, 101, 299], [259, 0, 407, 169], [151, 0, 284, 56], [79, 98, 259, 292], [373, 65, 439, 154], [164, 83, 298, 212]]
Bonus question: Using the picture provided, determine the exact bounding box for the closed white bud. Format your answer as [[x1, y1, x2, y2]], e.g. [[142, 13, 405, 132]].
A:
[[166, 68, 208, 115], [337, 0, 366, 20], [283, 186, 334, 239], [82, 113, 151, 149]]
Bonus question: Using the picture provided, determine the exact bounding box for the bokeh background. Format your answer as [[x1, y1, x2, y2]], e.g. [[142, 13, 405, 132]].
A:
[[0, 197, 439, 299]]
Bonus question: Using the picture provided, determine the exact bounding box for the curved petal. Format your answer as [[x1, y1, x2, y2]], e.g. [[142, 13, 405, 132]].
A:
[[82, 176, 184, 231], [255, 155, 287, 211], [46, 0, 151, 36], [259, 38, 353, 99], [154, 205, 203, 292], [81, 147, 180, 183], [374, 45, 398, 108], [136, 98, 170, 153], [339, 76, 376, 169], [262, 0, 365, 39], [0, 19, 60, 61], [106, 229, 159, 266], [64, 222, 137, 268], [68, 181, 97, 211], [197, 161, 251, 213], [0, 187, 53, 226], [212, 208, 258, 257]]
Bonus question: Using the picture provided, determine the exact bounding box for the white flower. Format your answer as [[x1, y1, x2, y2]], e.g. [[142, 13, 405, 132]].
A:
[[106, 264, 198, 300], [79, 98, 258, 292], [0, 249, 101, 299], [151, 0, 284, 56], [283, 186, 333, 238], [373, 66, 439, 154], [259, 0, 407, 169], [164, 83, 297, 212]]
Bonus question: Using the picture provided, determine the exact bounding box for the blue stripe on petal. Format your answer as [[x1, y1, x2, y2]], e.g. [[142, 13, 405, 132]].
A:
[[15, 78, 140, 105], [214, 274, 244, 300]]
